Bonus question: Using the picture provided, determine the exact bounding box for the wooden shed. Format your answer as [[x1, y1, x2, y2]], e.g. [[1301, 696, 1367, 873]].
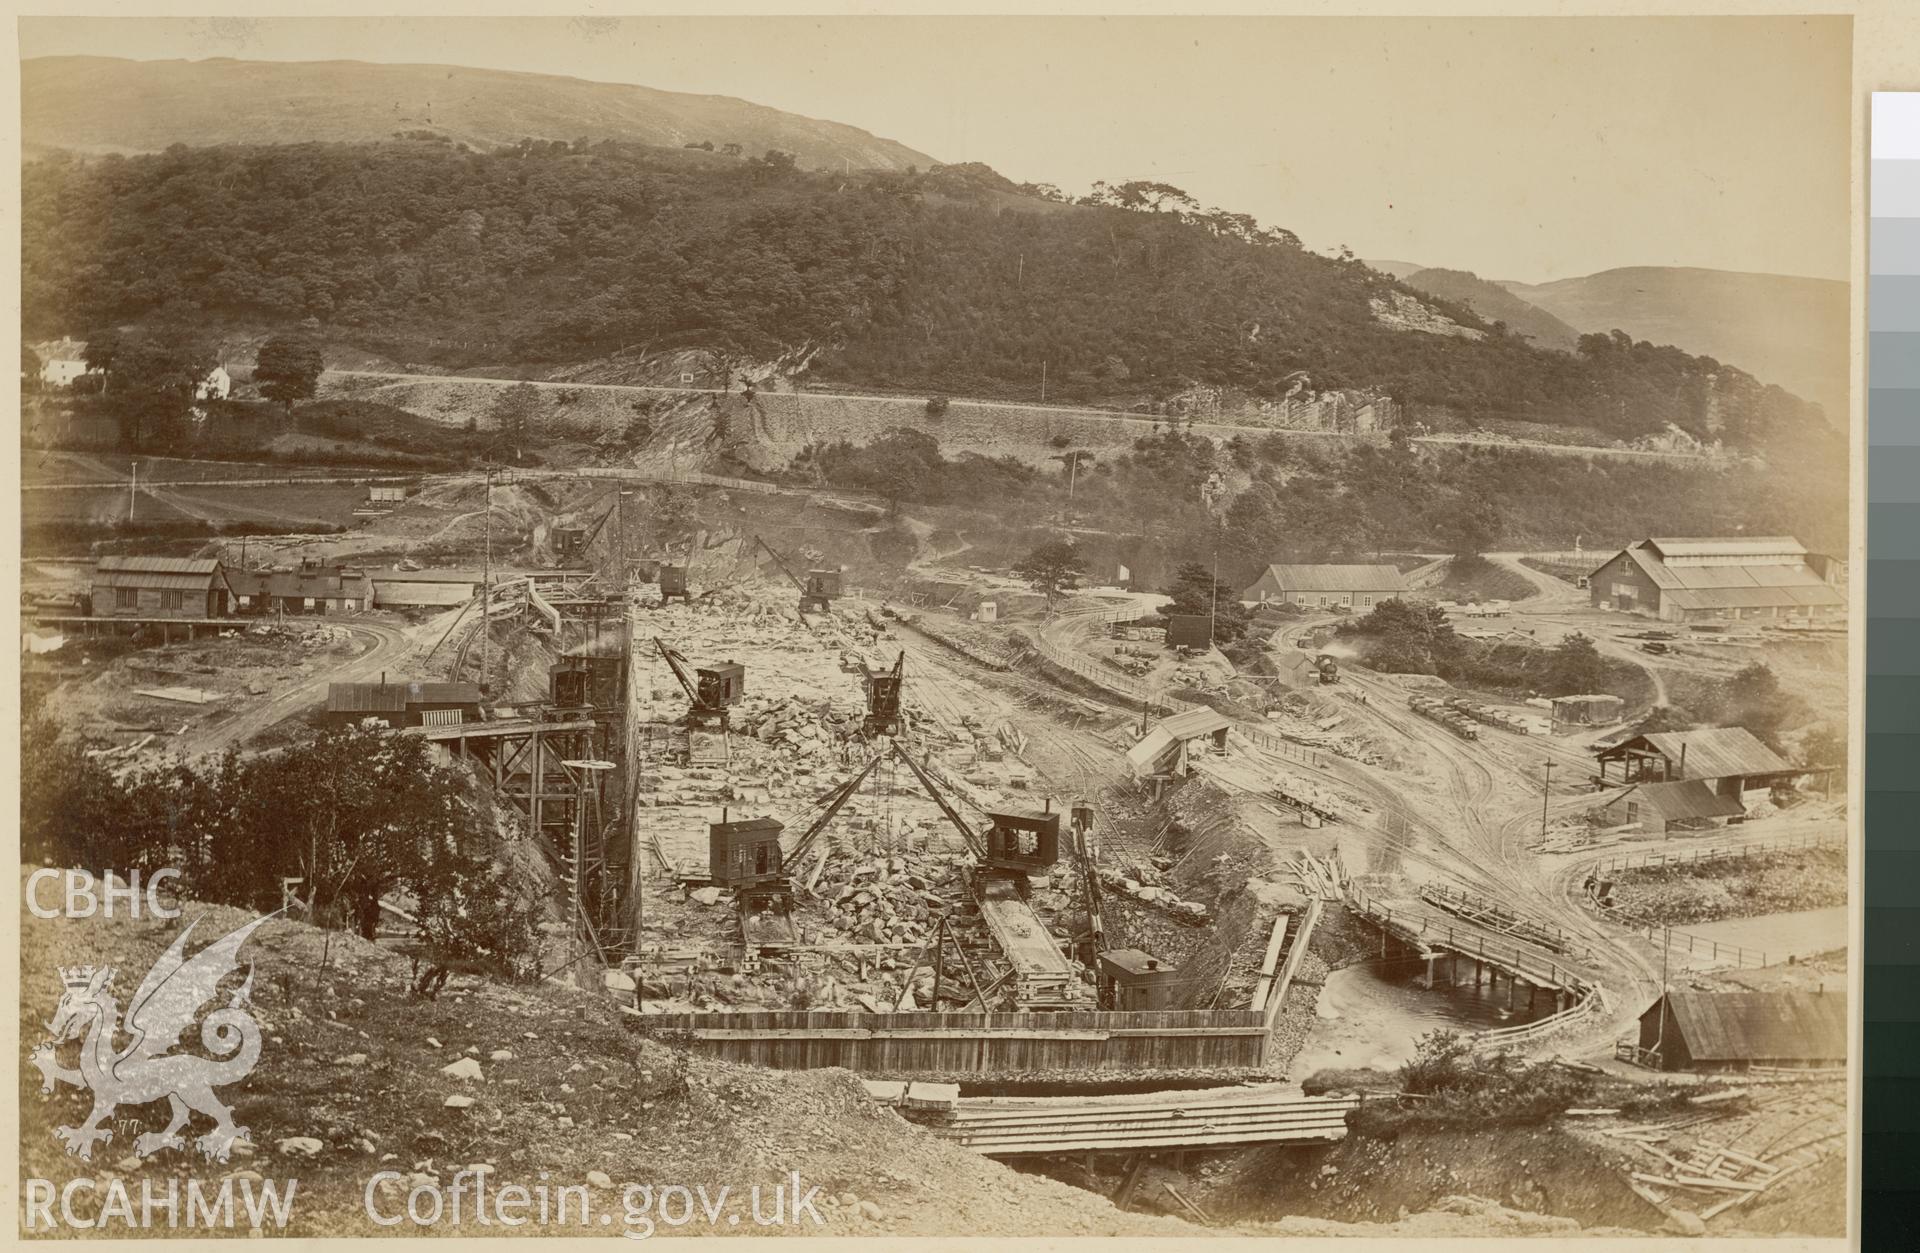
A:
[[90, 556, 233, 619], [323, 680, 483, 729], [1165, 614, 1213, 650], [1634, 991, 1846, 1072]]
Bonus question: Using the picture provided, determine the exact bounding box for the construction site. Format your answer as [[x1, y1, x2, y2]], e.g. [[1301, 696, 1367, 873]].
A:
[[17, 464, 1850, 1239]]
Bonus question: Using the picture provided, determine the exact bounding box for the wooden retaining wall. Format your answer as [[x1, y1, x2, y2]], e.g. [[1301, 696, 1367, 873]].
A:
[[630, 1009, 1271, 1077]]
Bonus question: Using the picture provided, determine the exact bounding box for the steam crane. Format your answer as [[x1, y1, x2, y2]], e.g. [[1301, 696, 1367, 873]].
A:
[[861, 650, 907, 738], [653, 637, 745, 730], [754, 535, 842, 614], [711, 742, 1082, 1005]]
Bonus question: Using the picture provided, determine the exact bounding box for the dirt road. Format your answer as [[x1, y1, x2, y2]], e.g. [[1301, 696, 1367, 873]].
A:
[[176, 616, 449, 758]]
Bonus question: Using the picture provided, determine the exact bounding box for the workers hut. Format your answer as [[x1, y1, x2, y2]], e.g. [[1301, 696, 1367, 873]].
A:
[[659, 566, 690, 602], [710, 814, 786, 886], [1099, 949, 1181, 1011]]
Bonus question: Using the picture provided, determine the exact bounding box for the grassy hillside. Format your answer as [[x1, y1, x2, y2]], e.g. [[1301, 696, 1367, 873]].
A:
[[19, 891, 1194, 1238], [1401, 268, 1581, 352], [1501, 267, 1848, 425], [22, 56, 935, 172], [22, 142, 1828, 450]]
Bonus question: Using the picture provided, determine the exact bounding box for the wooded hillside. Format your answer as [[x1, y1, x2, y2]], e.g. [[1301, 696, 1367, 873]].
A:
[[23, 141, 1826, 447]]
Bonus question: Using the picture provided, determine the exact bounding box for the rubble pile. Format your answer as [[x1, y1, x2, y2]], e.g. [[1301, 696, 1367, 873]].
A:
[[815, 853, 960, 946], [1270, 771, 1373, 823], [246, 621, 355, 647], [1098, 857, 1213, 924]]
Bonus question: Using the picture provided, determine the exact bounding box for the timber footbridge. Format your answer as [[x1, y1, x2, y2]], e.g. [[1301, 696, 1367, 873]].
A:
[[1343, 880, 1610, 1045]]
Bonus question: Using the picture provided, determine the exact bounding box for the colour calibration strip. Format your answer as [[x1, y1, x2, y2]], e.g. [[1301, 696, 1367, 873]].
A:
[[1867, 90, 1920, 1247]]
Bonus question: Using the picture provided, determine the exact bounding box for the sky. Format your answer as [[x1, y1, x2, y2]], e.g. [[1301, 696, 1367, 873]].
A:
[[19, 15, 1852, 284]]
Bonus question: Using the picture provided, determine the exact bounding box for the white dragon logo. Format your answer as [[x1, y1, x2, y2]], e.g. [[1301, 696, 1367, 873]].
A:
[[31, 913, 273, 1163]]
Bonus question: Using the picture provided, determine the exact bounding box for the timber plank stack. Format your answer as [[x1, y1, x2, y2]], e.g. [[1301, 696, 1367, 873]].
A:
[[892, 1086, 1362, 1156]]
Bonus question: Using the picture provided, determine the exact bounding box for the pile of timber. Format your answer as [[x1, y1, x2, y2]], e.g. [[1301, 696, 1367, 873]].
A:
[[1287, 851, 1347, 901], [1608, 1108, 1806, 1225], [895, 1085, 1361, 1156]]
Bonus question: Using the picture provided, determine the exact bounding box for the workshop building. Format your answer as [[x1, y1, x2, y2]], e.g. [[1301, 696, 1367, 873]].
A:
[[229, 561, 375, 614], [1585, 537, 1845, 622], [1240, 564, 1408, 611], [323, 679, 483, 729], [90, 556, 234, 619], [1593, 727, 1797, 806]]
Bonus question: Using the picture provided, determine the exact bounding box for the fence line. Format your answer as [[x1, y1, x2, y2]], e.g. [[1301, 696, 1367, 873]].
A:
[[1591, 829, 1842, 876]]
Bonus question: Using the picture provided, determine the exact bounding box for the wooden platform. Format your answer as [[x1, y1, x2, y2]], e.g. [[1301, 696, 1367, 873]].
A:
[[897, 1084, 1362, 1155], [409, 716, 599, 742]]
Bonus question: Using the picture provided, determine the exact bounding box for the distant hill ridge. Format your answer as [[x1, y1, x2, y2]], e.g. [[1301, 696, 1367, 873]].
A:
[[1399, 268, 1582, 351], [1370, 258, 1847, 424], [21, 55, 936, 172]]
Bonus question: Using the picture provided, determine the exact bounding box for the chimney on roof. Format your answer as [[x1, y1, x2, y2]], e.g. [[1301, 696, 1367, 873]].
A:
[[1677, 742, 1687, 781]]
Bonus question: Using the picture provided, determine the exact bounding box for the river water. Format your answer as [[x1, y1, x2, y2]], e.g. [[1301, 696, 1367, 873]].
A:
[[1289, 953, 1555, 1080]]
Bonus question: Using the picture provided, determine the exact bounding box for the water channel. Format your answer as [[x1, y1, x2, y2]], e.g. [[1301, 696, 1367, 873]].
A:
[[1290, 952, 1556, 1080]]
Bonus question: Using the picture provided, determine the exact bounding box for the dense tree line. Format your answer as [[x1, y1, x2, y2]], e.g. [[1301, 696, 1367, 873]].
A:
[[22, 140, 1825, 444], [22, 721, 546, 982], [1335, 599, 1642, 700]]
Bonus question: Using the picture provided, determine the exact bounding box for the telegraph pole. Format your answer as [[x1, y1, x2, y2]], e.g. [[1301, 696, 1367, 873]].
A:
[[1539, 759, 1555, 841], [1040, 360, 1047, 403], [1209, 546, 1221, 650], [128, 460, 137, 522], [479, 466, 493, 694]]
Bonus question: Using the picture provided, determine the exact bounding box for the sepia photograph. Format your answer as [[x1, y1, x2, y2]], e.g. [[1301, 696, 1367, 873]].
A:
[[14, 11, 1855, 1241]]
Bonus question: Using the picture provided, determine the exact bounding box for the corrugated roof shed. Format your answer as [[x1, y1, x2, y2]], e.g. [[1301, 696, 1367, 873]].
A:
[[1641, 727, 1791, 778], [96, 556, 221, 574], [233, 566, 375, 601], [1658, 992, 1847, 1062], [1125, 727, 1179, 778], [1604, 780, 1747, 822], [1642, 537, 1807, 560], [92, 556, 228, 592], [1159, 709, 1232, 740], [1616, 542, 1842, 611], [1662, 585, 1844, 612], [327, 681, 480, 713], [1251, 564, 1409, 593]]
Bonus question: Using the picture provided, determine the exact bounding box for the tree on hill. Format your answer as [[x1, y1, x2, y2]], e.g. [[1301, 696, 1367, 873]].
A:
[[1014, 541, 1087, 605], [102, 329, 215, 452], [254, 332, 325, 414], [1339, 596, 1458, 674], [844, 427, 943, 517], [1539, 632, 1609, 695], [1159, 562, 1251, 644], [490, 381, 541, 460], [21, 344, 41, 391]]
